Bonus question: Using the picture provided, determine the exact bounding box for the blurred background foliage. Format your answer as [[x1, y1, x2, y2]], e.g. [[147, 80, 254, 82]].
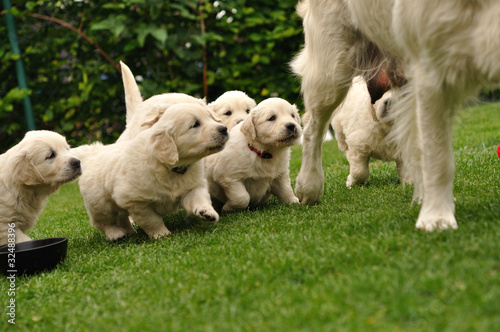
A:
[[0, 0, 303, 150]]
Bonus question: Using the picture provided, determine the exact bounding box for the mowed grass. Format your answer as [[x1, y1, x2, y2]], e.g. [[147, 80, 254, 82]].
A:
[[1, 102, 499, 331]]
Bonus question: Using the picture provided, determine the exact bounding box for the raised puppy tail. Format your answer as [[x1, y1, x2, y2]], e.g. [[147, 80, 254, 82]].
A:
[[71, 142, 104, 162], [388, 83, 423, 202], [120, 61, 143, 124]]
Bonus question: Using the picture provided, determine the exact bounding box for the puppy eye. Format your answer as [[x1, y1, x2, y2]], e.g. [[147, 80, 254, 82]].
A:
[[224, 110, 232, 116], [291, 114, 296, 118], [191, 121, 200, 129], [268, 115, 276, 121], [246, 109, 250, 114], [46, 151, 56, 160]]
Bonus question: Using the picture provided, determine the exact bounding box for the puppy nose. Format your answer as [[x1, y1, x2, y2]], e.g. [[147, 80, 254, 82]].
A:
[[218, 125, 228, 135], [70, 158, 81, 169], [286, 123, 296, 132]]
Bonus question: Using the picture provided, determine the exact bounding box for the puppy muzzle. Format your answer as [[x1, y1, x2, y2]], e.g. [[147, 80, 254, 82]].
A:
[[209, 125, 229, 151], [278, 123, 301, 145]]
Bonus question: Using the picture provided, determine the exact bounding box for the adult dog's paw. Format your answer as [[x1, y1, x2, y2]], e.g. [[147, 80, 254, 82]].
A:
[[415, 204, 457, 232], [295, 169, 324, 205]]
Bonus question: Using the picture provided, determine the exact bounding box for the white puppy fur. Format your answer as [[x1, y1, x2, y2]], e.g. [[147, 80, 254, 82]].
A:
[[291, 0, 500, 231], [205, 98, 302, 212], [0, 131, 81, 244], [74, 103, 228, 241], [331, 76, 409, 187], [117, 61, 206, 142], [207, 91, 256, 130]]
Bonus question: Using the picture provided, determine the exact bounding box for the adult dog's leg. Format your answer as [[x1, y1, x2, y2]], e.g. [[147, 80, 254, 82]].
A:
[[292, 0, 360, 205], [413, 73, 457, 231], [295, 78, 352, 205]]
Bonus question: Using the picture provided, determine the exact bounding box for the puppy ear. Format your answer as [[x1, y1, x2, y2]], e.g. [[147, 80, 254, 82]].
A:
[[11, 153, 45, 185], [207, 108, 222, 122], [149, 128, 179, 165], [141, 112, 164, 129], [240, 115, 257, 140]]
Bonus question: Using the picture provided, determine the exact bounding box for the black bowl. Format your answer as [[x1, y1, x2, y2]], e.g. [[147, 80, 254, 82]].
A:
[[0, 237, 68, 276]]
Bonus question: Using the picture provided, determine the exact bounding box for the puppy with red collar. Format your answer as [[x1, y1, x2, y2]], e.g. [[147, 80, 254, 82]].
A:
[[205, 98, 302, 212]]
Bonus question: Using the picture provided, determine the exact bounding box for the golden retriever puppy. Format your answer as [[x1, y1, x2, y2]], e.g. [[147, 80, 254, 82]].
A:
[[207, 91, 256, 130], [205, 98, 302, 212], [117, 61, 206, 142], [291, 0, 500, 231], [0, 131, 82, 244], [74, 103, 228, 241], [330, 76, 410, 187]]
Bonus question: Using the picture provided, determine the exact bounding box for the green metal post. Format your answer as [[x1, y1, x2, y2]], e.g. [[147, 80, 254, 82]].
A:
[[3, 0, 36, 130]]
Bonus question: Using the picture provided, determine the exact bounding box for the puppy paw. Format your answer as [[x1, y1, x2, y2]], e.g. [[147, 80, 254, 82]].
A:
[[15, 230, 32, 244], [346, 174, 367, 187], [221, 204, 234, 213], [285, 196, 300, 204], [195, 207, 219, 222], [141, 223, 171, 239], [221, 202, 248, 213], [150, 228, 171, 239], [346, 176, 354, 188], [104, 226, 133, 242]]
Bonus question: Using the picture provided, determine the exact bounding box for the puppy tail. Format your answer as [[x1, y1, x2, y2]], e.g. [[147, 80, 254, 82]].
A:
[[71, 142, 104, 161], [120, 61, 143, 124], [389, 83, 423, 202]]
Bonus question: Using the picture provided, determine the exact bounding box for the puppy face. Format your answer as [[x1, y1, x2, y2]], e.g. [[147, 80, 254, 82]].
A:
[[11, 131, 82, 187], [240, 98, 302, 147], [208, 91, 256, 130], [149, 103, 229, 165]]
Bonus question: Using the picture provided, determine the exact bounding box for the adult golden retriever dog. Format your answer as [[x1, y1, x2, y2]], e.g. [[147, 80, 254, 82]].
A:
[[291, 0, 500, 231], [0, 131, 81, 244]]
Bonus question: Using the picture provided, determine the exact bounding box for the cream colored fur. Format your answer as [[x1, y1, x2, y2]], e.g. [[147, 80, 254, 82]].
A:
[[73, 103, 228, 241], [207, 91, 256, 130], [291, 0, 500, 231], [205, 98, 302, 212], [117, 61, 206, 142], [0, 131, 81, 244], [331, 76, 409, 187]]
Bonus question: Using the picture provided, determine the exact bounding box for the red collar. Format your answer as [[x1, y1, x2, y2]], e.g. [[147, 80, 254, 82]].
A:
[[248, 143, 273, 159]]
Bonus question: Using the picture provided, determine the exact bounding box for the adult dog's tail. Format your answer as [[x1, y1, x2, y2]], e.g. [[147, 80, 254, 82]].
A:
[[120, 61, 143, 124]]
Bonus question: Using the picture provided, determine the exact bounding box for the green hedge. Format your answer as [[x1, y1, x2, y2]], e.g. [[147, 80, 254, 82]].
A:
[[0, 0, 303, 150]]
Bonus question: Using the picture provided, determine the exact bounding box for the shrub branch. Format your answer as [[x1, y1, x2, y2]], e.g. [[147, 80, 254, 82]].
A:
[[26, 12, 120, 73]]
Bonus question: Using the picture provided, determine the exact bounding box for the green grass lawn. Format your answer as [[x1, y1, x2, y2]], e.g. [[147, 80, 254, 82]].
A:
[[2, 102, 499, 331]]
